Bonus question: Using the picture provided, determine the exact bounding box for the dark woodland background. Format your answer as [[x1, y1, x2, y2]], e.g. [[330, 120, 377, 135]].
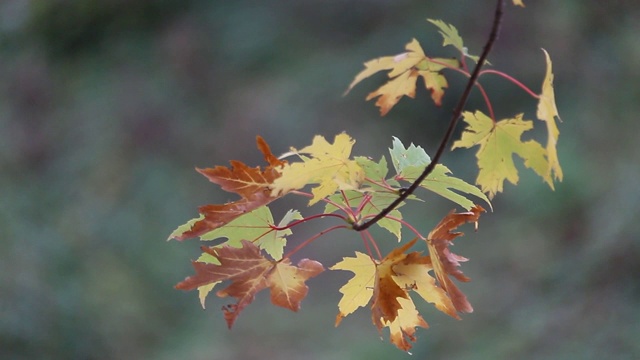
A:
[[2, 1, 639, 359]]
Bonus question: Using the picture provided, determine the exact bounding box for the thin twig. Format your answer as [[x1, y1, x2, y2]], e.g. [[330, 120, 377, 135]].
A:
[[352, 0, 504, 232]]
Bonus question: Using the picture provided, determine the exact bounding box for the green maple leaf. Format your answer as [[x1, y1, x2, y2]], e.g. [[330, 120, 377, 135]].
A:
[[256, 209, 303, 261], [355, 155, 391, 184], [452, 111, 549, 198], [427, 19, 482, 63], [389, 137, 490, 210], [389, 137, 431, 175], [198, 206, 273, 246], [179, 206, 298, 260]]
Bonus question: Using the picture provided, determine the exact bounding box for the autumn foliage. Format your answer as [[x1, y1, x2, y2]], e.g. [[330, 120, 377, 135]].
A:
[[175, 240, 323, 328], [170, 0, 561, 352]]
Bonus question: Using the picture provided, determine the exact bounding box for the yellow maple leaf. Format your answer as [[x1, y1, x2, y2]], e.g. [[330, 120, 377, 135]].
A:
[[537, 49, 563, 184], [513, 0, 525, 7], [345, 39, 425, 94], [452, 111, 549, 198], [366, 70, 419, 116], [271, 133, 364, 205], [331, 251, 376, 325], [345, 39, 459, 115]]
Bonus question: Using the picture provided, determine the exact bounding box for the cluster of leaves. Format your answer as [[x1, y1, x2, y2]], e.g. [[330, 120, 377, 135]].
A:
[[346, 18, 561, 198], [170, 1, 562, 352], [171, 133, 489, 350]]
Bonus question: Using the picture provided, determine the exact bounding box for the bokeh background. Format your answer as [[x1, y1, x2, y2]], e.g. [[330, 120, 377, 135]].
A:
[[2, 0, 639, 359]]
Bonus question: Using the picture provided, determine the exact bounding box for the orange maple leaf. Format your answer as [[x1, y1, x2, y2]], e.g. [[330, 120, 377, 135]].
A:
[[425, 205, 484, 313], [172, 136, 285, 240], [176, 240, 323, 328]]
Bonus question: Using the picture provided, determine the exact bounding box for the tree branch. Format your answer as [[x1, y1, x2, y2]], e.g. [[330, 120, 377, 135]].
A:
[[352, 0, 504, 232]]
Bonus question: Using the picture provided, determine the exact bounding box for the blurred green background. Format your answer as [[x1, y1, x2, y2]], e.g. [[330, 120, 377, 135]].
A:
[[2, 1, 639, 359]]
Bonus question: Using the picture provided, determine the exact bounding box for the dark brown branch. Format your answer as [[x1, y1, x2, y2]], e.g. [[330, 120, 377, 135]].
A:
[[352, 0, 504, 232]]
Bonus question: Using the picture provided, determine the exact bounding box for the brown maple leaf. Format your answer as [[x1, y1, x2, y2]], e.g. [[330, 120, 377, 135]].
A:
[[175, 240, 323, 328], [370, 238, 418, 329], [425, 205, 484, 313], [173, 136, 286, 240]]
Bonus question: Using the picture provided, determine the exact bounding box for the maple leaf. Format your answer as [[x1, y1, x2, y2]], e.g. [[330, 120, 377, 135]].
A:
[[271, 133, 364, 205], [169, 136, 285, 241], [354, 155, 393, 184], [425, 205, 484, 313], [427, 19, 482, 63], [389, 137, 491, 210], [175, 241, 272, 327], [452, 111, 549, 198], [176, 240, 323, 328], [331, 251, 376, 324], [537, 49, 563, 184], [269, 258, 324, 311], [332, 239, 456, 351], [345, 38, 459, 115], [513, 0, 525, 7]]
